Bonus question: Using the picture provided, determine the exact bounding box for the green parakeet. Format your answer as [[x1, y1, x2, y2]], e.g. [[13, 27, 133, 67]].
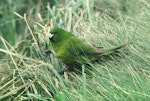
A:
[[49, 27, 126, 74]]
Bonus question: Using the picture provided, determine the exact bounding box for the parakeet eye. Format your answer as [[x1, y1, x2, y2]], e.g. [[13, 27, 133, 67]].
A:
[[49, 33, 54, 41]]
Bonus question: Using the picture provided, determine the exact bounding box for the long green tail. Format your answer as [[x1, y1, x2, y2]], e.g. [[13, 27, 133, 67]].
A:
[[101, 44, 127, 55]]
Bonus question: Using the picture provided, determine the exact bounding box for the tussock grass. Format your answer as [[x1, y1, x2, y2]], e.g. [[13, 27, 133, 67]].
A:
[[0, 0, 150, 100]]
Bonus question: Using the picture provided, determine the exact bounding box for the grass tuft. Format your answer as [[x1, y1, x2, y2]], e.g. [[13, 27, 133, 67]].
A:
[[0, 0, 150, 100]]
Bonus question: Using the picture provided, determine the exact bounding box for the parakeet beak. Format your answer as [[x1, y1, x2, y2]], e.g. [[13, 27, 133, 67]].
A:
[[49, 33, 54, 41]]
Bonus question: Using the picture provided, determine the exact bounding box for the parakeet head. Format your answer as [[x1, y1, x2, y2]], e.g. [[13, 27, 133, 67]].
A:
[[49, 27, 73, 43]]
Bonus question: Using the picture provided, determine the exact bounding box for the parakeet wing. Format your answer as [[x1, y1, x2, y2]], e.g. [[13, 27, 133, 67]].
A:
[[67, 36, 101, 56]]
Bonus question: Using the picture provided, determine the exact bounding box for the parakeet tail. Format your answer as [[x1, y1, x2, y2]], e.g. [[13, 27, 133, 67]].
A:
[[101, 44, 127, 55]]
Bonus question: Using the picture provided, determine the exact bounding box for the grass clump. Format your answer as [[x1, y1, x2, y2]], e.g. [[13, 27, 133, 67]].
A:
[[0, 0, 150, 100]]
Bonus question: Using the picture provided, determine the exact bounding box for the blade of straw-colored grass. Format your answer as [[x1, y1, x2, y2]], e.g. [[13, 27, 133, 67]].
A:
[[82, 65, 86, 98], [0, 82, 31, 99]]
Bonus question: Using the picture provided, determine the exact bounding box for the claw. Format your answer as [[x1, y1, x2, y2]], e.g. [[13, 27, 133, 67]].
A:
[[45, 50, 55, 57], [58, 68, 68, 75]]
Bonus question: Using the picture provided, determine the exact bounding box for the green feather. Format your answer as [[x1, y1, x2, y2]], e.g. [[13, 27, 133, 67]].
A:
[[49, 27, 127, 73], [100, 44, 127, 55]]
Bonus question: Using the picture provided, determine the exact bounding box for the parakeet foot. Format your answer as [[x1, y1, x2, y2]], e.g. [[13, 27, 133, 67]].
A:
[[58, 68, 68, 74], [58, 68, 68, 75], [45, 50, 55, 57]]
